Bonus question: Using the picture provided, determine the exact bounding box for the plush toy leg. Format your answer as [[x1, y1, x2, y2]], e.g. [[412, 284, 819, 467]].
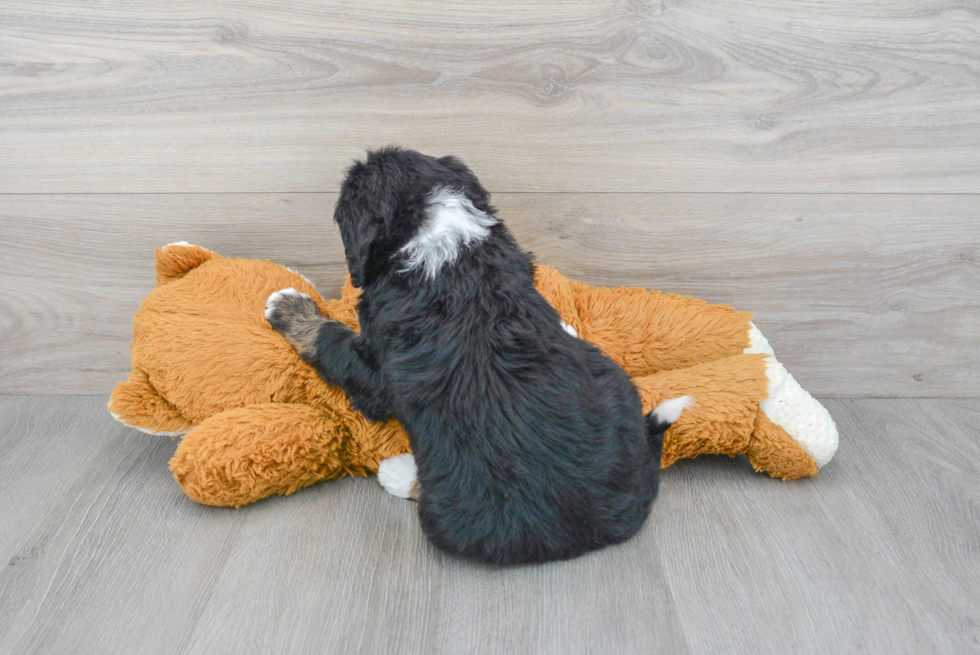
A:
[[631, 354, 768, 466], [744, 322, 839, 469], [533, 265, 752, 377], [746, 413, 819, 480], [108, 370, 193, 436], [169, 403, 348, 507], [534, 265, 838, 475], [630, 353, 821, 479]]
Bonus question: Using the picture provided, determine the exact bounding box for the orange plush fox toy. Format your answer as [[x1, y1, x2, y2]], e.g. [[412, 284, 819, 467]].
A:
[[109, 243, 838, 507]]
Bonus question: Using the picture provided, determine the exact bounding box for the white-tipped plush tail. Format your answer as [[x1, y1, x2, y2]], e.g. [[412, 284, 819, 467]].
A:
[[744, 322, 839, 467]]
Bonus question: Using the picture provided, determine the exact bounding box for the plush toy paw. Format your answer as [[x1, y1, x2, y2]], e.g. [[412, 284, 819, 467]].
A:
[[745, 322, 839, 467], [265, 288, 327, 354], [378, 454, 419, 500]]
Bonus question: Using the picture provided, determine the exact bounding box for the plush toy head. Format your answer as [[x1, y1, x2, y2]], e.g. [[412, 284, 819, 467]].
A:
[[108, 243, 408, 506]]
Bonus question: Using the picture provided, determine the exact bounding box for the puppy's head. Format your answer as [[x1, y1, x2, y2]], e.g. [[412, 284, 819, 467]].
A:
[[334, 147, 496, 287]]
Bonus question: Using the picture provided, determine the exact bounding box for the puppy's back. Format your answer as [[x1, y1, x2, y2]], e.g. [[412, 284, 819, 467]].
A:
[[388, 266, 659, 564]]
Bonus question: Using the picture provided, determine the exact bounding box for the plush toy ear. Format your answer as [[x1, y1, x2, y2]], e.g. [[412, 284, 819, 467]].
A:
[[108, 370, 193, 435], [154, 243, 221, 286]]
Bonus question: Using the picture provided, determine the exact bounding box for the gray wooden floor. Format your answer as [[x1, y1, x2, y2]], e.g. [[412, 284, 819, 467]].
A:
[[1, 396, 977, 654], [2, 0, 979, 399], [3, 1, 980, 653]]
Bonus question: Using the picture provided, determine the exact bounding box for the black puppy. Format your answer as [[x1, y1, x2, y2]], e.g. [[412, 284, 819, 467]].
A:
[[266, 147, 690, 564]]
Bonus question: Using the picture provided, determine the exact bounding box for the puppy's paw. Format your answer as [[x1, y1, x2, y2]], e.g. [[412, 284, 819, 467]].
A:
[[265, 288, 324, 351], [378, 454, 419, 500], [265, 287, 318, 326], [560, 320, 578, 338]]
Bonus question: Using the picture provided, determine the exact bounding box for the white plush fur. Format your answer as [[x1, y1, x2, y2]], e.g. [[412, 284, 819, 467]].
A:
[[164, 241, 194, 248], [744, 322, 839, 467], [284, 266, 315, 288], [399, 187, 498, 279], [652, 395, 693, 425], [560, 321, 578, 338], [108, 409, 188, 438], [378, 454, 418, 499]]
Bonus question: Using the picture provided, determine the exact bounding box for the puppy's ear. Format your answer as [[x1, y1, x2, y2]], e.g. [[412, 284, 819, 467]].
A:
[[334, 199, 380, 289]]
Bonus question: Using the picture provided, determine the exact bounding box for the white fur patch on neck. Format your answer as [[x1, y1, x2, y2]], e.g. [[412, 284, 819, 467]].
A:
[[399, 187, 497, 279]]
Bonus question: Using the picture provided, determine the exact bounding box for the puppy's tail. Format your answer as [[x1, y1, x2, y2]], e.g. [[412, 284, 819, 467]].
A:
[[645, 396, 693, 460]]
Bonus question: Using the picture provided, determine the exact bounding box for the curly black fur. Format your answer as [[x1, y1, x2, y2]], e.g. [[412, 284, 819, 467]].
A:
[[281, 147, 677, 564]]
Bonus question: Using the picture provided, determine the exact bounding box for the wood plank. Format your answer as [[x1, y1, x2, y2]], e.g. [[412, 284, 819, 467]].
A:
[[178, 476, 445, 655], [181, 477, 689, 654], [3, 396, 978, 653], [0, 398, 112, 567], [655, 398, 980, 654], [2, 1, 979, 193], [0, 396, 247, 654], [0, 395, 691, 654], [428, 526, 688, 655], [1, 193, 977, 397]]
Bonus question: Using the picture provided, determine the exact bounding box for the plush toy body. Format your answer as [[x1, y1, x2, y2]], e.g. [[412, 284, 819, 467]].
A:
[[109, 244, 837, 507]]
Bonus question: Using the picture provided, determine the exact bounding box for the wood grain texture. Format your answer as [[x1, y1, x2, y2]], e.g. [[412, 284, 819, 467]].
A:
[[2, 396, 978, 653], [1, 193, 977, 397], [657, 398, 980, 654], [180, 480, 688, 655], [2, 1, 979, 193], [0, 396, 247, 655]]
